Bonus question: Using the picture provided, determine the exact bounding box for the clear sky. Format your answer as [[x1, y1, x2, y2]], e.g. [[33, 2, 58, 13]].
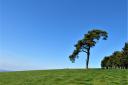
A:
[[0, 0, 127, 71]]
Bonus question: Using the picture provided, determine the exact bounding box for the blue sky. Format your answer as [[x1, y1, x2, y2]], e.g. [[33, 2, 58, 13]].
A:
[[0, 0, 127, 71]]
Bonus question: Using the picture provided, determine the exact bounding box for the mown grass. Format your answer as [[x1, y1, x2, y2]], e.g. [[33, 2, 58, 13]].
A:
[[0, 69, 128, 85]]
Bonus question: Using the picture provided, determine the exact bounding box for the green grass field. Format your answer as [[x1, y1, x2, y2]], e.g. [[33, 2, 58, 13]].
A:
[[0, 69, 128, 85]]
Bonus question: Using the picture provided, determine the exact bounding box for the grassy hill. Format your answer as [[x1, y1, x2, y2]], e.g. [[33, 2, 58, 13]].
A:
[[0, 69, 128, 85]]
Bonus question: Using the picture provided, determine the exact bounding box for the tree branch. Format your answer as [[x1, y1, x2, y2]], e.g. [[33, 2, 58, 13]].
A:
[[81, 49, 87, 53]]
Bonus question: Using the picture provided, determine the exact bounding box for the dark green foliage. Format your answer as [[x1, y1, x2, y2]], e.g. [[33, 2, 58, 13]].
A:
[[69, 29, 108, 69], [101, 42, 128, 69]]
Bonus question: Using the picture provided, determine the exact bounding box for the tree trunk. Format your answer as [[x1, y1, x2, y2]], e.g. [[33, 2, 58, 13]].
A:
[[86, 47, 90, 69]]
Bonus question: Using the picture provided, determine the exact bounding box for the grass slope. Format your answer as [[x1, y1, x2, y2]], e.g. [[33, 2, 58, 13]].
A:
[[0, 69, 128, 85]]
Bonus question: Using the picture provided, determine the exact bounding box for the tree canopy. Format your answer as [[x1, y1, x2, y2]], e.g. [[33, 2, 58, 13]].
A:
[[101, 42, 128, 69], [69, 29, 108, 69]]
